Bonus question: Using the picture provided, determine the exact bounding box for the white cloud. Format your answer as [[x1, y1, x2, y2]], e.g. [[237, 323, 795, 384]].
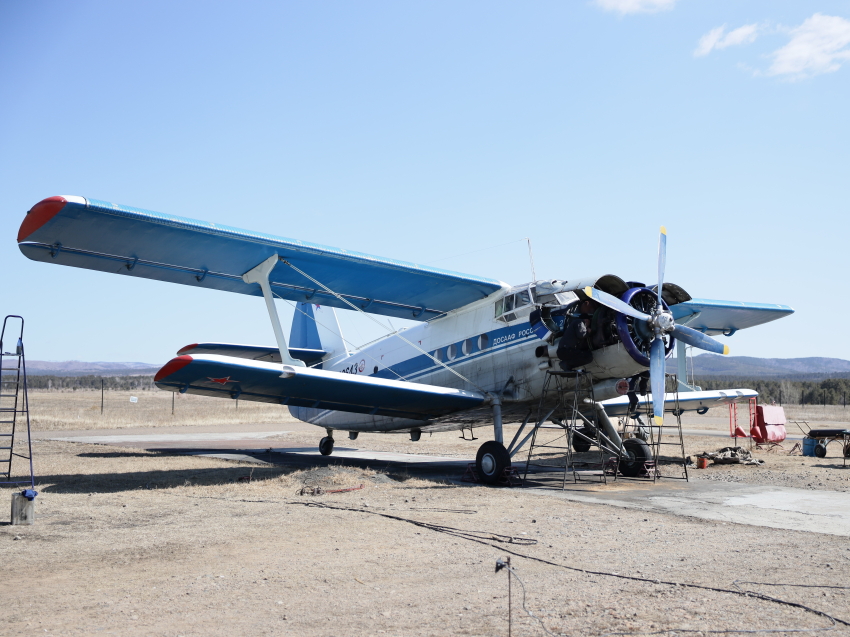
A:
[[767, 13, 850, 79], [594, 0, 678, 16], [694, 23, 760, 57]]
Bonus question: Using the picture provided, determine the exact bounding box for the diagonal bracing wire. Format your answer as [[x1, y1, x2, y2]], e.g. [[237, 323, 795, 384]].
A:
[[280, 259, 489, 394], [273, 291, 407, 381]]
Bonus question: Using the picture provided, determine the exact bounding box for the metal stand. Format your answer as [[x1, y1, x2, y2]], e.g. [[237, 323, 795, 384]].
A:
[[617, 374, 688, 482], [0, 316, 35, 489], [522, 370, 613, 488]]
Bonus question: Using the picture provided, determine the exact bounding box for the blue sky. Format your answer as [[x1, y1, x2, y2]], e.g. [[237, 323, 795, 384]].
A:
[[1, 0, 848, 363]]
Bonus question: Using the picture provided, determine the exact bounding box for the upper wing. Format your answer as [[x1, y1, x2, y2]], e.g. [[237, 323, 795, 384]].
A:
[[672, 299, 793, 335], [154, 354, 486, 420], [18, 196, 507, 321], [600, 388, 758, 417]]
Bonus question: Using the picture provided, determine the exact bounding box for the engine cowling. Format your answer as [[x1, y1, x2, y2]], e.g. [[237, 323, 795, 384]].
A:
[[615, 287, 675, 366]]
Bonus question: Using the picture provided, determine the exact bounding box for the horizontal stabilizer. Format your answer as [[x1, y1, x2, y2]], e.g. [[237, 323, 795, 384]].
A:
[[600, 388, 758, 417], [177, 343, 326, 366], [18, 196, 507, 320], [672, 299, 793, 336], [154, 354, 486, 420]]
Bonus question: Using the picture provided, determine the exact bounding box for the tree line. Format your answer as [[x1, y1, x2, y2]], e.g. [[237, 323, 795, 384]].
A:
[[21, 375, 156, 391], [15, 373, 850, 405], [697, 377, 850, 406]]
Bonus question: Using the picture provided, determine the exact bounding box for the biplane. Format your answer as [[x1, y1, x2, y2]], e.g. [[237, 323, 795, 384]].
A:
[[18, 196, 794, 481]]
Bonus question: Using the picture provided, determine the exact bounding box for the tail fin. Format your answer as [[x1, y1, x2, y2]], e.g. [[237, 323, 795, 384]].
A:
[[290, 303, 348, 364]]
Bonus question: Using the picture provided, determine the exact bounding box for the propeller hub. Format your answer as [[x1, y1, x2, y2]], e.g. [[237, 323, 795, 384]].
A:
[[652, 310, 675, 333]]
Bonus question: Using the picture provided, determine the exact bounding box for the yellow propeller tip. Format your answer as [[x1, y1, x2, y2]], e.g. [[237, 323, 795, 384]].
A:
[[660, 226, 667, 235], [654, 416, 663, 426], [584, 286, 594, 297], [723, 345, 730, 355]]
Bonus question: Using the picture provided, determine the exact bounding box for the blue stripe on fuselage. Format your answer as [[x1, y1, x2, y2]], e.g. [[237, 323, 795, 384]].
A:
[[368, 322, 538, 383]]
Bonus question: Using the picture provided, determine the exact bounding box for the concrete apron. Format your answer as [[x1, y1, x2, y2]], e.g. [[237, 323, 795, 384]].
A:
[[524, 480, 850, 538]]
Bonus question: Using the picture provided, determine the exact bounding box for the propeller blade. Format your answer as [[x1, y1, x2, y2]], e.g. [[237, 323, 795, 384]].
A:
[[583, 287, 650, 322], [657, 226, 667, 306], [671, 324, 729, 355], [650, 337, 666, 426]]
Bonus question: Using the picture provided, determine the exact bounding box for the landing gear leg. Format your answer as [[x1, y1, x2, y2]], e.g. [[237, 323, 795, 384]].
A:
[[319, 430, 335, 456]]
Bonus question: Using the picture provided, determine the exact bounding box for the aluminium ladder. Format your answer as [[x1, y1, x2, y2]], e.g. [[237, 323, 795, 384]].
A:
[[0, 316, 35, 489]]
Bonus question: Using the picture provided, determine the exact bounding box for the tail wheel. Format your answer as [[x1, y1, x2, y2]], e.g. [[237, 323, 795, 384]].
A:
[[476, 441, 510, 484], [619, 437, 652, 477]]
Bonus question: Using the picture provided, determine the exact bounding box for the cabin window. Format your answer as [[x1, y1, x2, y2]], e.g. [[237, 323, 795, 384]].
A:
[[433, 348, 443, 362], [515, 289, 531, 307], [462, 338, 474, 355], [478, 334, 490, 350], [447, 344, 457, 360], [494, 298, 504, 317], [504, 295, 515, 312]]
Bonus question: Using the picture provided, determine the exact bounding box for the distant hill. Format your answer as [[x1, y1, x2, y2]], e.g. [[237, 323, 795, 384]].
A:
[[24, 360, 160, 377], [692, 354, 850, 378]]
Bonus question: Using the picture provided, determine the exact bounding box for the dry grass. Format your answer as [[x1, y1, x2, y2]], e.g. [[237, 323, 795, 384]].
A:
[[26, 387, 850, 434], [27, 389, 298, 431]]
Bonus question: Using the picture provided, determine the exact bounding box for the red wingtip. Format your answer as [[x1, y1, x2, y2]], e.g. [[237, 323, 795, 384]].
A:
[[154, 355, 194, 382], [18, 196, 68, 243], [177, 343, 199, 355]]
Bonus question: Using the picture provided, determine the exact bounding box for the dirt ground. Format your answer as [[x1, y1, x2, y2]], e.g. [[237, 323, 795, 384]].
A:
[[2, 392, 850, 636]]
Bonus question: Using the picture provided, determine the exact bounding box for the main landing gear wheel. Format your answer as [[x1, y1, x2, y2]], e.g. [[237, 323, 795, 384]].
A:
[[619, 437, 652, 477], [319, 436, 335, 456], [572, 426, 595, 453], [476, 441, 510, 485]]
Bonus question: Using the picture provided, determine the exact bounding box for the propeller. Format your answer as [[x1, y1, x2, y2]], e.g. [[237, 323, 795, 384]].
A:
[[584, 226, 729, 426]]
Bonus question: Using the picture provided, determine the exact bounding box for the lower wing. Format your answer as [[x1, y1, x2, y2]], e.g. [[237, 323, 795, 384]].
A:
[[154, 354, 486, 420], [600, 389, 757, 417]]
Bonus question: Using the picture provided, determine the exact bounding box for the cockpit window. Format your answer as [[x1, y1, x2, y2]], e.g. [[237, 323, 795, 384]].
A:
[[495, 287, 535, 320]]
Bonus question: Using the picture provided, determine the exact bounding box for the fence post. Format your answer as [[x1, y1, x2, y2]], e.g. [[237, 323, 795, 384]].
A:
[[101, 379, 104, 414]]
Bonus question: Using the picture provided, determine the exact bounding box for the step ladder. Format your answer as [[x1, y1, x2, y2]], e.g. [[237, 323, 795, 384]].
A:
[[616, 374, 688, 482], [523, 370, 611, 488], [0, 316, 35, 489]]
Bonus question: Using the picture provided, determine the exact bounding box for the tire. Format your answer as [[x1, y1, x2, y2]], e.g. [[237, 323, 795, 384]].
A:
[[572, 426, 595, 453], [844, 443, 850, 459], [319, 436, 334, 456], [619, 437, 653, 477], [814, 442, 827, 458], [476, 441, 510, 484]]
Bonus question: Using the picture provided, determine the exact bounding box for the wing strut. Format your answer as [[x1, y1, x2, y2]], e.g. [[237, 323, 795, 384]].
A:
[[242, 254, 305, 370]]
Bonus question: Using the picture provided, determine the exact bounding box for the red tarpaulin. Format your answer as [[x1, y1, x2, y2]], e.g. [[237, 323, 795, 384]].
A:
[[751, 405, 787, 443]]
